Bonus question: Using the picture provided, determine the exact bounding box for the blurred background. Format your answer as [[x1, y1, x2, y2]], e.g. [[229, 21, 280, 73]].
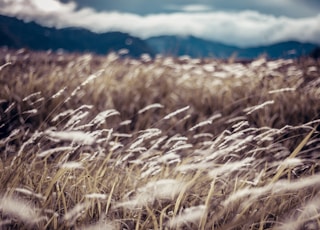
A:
[[0, 0, 319, 59]]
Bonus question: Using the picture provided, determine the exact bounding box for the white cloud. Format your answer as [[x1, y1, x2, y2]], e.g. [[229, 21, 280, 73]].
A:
[[0, 0, 319, 47], [166, 4, 212, 12], [30, 0, 68, 13]]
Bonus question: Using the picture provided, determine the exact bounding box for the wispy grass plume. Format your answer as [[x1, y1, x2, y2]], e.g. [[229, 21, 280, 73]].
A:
[[0, 195, 46, 225], [1, 49, 320, 229]]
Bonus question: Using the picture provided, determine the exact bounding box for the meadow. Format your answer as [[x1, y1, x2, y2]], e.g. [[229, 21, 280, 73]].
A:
[[0, 48, 319, 229]]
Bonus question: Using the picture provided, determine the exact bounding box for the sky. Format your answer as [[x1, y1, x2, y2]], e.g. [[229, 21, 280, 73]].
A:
[[0, 0, 319, 47]]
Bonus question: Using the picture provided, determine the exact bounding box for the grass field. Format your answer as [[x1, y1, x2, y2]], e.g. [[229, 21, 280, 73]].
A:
[[0, 48, 320, 229]]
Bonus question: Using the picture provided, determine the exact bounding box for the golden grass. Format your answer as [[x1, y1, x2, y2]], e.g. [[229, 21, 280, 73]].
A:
[[0, 48, 320, 229]]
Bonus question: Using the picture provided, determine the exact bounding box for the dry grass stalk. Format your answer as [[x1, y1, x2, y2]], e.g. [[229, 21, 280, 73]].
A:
[[0, 49, 319, 229]]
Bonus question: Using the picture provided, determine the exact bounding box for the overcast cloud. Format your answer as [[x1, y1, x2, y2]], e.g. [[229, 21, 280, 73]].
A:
[[61, 0, 320, 18], [0, 0, 319, 47]]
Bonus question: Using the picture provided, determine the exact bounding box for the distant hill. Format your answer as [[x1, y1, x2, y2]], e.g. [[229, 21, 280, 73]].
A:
[[310, 47, 320, 59], [146, 35, 239, 58], [238, 41, 317, 59], [146, 35, 317, 59], [0, 15, 154, 57], [0, 14, 317, 59]]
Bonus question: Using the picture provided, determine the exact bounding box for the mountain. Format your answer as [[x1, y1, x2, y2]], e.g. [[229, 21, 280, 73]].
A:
[[310, 47, 320, 59], [146, 35, 239, 58], [238, 41, 317, 59], [0, 14, 317, 59], [0, 15, 154, 57], [146, 35, 317, 59]]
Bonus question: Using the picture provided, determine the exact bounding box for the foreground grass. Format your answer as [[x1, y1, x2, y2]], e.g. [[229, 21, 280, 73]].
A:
[[0, 48, 320, 229]]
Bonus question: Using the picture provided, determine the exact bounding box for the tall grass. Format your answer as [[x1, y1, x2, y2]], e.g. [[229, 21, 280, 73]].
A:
[[0, 47, 320, 229]]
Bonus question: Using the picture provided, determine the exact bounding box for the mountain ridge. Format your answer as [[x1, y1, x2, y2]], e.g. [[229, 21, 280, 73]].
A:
[[0, 14, 318, 59], [146, 35, 317, 59], [0, 15, 154, 57]]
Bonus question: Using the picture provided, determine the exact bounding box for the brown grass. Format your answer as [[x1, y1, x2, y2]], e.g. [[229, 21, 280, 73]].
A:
[[0, 48, 320, 229]]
